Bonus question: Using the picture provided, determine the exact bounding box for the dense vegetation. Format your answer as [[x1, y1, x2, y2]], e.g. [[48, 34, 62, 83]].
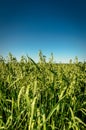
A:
[[0, 52, 86, 130]]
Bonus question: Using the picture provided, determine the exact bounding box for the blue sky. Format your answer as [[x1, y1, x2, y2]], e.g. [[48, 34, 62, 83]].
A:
[[0, 0, 86, 63]]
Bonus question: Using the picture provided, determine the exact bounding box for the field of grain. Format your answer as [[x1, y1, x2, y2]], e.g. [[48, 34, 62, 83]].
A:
[[0, 53, 86, 130]]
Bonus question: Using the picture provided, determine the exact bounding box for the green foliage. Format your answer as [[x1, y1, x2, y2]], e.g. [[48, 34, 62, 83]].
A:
[[0, 53, 86, 130]]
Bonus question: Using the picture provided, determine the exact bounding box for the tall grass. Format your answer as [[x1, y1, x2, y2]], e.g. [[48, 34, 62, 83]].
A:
[[0, 53, 86, 130]]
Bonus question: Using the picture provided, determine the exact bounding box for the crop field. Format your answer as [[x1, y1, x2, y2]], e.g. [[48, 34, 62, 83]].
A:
[[0, 52, 86, 130]]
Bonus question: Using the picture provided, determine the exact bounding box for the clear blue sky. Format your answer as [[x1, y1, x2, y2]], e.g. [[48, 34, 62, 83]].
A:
[[0, 0, 86, 63]]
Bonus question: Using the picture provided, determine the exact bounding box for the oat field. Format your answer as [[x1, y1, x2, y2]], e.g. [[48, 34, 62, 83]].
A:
[[0, 53, 86, 130]]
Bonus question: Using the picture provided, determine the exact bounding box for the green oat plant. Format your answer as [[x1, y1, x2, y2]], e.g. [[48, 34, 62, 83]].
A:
[[0, 52, 86, 130]]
